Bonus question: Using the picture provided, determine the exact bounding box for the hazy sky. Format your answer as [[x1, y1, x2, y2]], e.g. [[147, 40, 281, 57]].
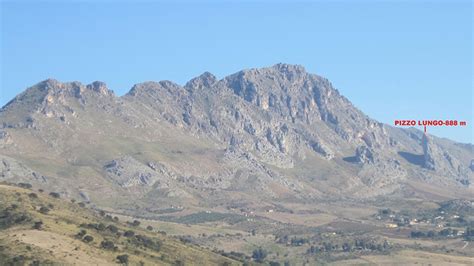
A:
[[1, 1, 472, 143]]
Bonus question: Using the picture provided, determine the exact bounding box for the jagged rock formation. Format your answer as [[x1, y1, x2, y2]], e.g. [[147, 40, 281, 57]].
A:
[[422, 134, 436, 170], [0, 64, 472, 209], [355, 146, 375, 164]]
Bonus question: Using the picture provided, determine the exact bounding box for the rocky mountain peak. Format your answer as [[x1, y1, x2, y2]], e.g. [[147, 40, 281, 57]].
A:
[[86, 81, 113, 96], [271, 63, 306, 76], [185, 72, 217, 90], [38, 78, 61, 89], [126, 80, 182, 97]]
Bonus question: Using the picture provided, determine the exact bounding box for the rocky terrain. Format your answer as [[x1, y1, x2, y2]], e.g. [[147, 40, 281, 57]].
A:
[[0, 63, 472, 212]]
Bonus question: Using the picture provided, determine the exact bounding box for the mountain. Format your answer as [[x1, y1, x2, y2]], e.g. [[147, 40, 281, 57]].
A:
[[0, 63, 472, 213]]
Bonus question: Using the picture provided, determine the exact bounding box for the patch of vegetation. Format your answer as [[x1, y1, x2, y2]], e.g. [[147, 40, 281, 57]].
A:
[[128, 234, 162, 252], [117, 254, 129, 264], [100, 240, 117, 251], [159, 212, 247, 224], [0, 207, 31, 229], [252, 247, 267, 263], [48, 192, 60, 199]]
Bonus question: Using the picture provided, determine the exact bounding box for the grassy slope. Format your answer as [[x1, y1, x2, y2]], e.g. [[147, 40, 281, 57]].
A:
[[0, 183, 240, 265]]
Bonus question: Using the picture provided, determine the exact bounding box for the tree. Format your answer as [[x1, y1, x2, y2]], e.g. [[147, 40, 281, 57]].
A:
[[410, 231, 426, 238], [342, 242, 352, 252], [465, 227, 474, 241], [252, 247, 267, 263], [116, 254, 129, 264], [427, 231, 436, 238]]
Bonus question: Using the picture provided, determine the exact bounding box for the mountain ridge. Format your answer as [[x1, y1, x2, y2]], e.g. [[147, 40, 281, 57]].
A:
[[0, 64, 472, 214]]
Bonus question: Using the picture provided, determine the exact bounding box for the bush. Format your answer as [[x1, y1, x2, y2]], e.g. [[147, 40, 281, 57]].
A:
[[101, 240, 116, 250], [76, 229, 87, 238], [124, 230, 135, 237], [28, 193, 38, 199], [0, 209, 30, 229], [130, 220, 140, 227], [33, 221, 43, 230], [116, 254, 129, 264], [146, 225, 153, 231], [252, 247, 267, 263], [39, 207, 50, 214], [83, 235, 94, 243], [18, 183, 32, 189], [83, 223, 106, 231], [133, 234, 162, 251], [49, 192, 60, 198], [107, 224, 119, 233]]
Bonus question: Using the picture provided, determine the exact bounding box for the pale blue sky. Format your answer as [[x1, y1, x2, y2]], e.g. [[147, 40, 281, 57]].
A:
[[1, 0, 472, 143]]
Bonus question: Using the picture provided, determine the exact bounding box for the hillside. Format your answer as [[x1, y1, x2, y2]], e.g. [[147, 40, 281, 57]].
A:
[[0, 182, 240, 265]]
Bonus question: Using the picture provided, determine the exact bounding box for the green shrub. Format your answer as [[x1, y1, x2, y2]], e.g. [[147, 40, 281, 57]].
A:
[[49, 192, 60, 198], [100, 240, 116, 250], [33, 221, 43, 230], [117, 254, 129, 264], [83, 235, 94, 243], [39, 206, 50, 214]]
